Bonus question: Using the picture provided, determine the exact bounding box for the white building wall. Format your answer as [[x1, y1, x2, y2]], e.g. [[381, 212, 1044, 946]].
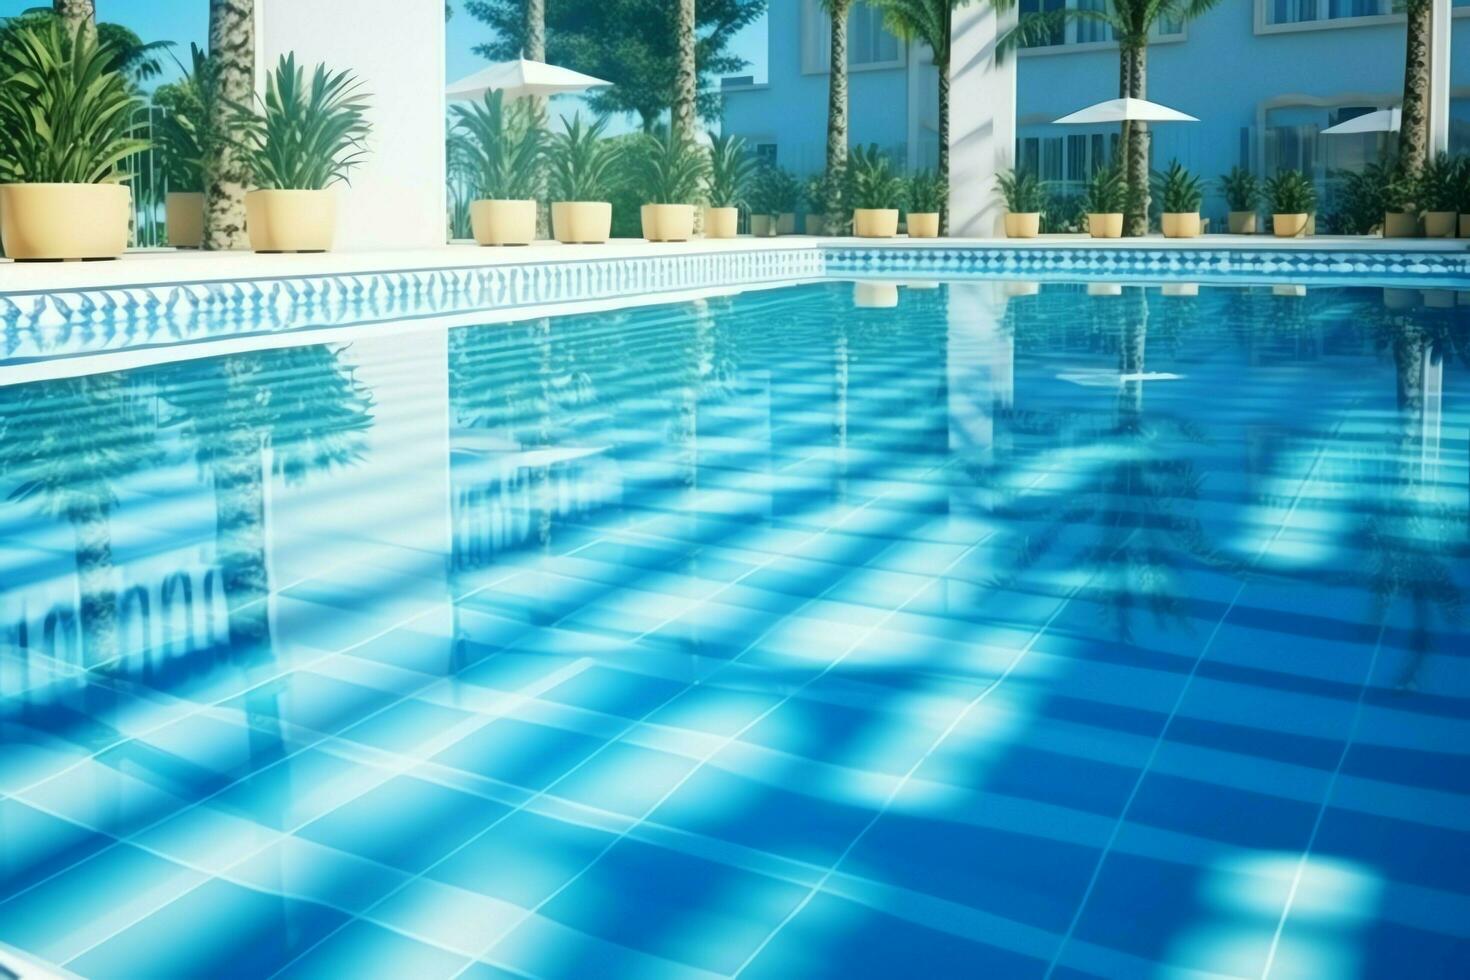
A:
[[258, 0, 446, 250], [948, 5, 1016, 237]]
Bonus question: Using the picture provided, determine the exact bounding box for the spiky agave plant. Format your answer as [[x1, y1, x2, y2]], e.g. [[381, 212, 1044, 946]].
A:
[[547, 114, 619, 202], [706, 133, 760, 209], [0, 19, 148, 184], [451, 89, 544, 200], [848, 144, 904, 210], [625, 129, 710, 205], [234, 54, 372, 190]]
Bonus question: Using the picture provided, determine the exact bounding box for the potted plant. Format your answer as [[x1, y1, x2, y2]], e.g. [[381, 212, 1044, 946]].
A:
[[1455, 154, 1470, 238], [234, 54, 371, 253], [451, 89, 543, 246], [804, 173, 829, 234], [547, 114, 618, 244], [906, 169, 943, 238], [0, 21, 147, 261], [1264, 170, 1316, 238], [1419, 152, 1459, 239], [1082, 165, 1126, 239], [1219, 166, 1260, 235], [849, 144, 903, 238], [627, 129, 709, 242], [1380, 164, 1421, 238], [750, 164, 800, 237], [1156, 160, 1203, 238], [996, 168, 1048, 238], [153, 45, 216, 249], [705, 132, 757, 239]]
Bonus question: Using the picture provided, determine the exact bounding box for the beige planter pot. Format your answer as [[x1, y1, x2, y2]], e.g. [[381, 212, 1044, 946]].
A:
[[1161, 283, 1199, 297], [245, 189, 337, 253], [552, 201, 612, 244], [1461, 214, 1470, 238], [1002, 280, 1040, 298], [853, 208, 899, 238], [1382, 288, 1420, 311], [804, 214, 827, 236], [1423, 289, 1457, 309], [1272, 213, 1310, 238], [704, 206, 739, 239], [1087, 213, 1123, 239], [166, 191, 204, 248], [1161, 212, 1202, 238], [776, 212, 796, 235], [907, 212, 940, 238], [751, 214, 779, 238], [0, 182, 130, 260], [1087, 283, 1124, 297], [1423, 211, 1457, 239], [1227, 211, 1258, 235], [853, 282, 899, 308], [1004, 212, 1041, 239], [470, 199, 536, 246], [1382, 211, 1421, 238], [640, 203, 695, 242]]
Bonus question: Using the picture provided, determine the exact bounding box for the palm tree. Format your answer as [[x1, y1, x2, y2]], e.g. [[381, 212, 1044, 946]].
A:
[[873, 0, 970, 234], [1396, 0, 1431, 177], [998, 0, 1221, 237], [673, 0, 698, 143], [204, 0, 254, 250], [820, 0, 854, 233], [524, 0, 545, 60], [51, 0, 93, 40]]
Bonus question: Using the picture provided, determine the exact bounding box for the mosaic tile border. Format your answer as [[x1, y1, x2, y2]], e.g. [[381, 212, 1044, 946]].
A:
[[0, 249, 825, 365], [823, 245, 1470, 283]]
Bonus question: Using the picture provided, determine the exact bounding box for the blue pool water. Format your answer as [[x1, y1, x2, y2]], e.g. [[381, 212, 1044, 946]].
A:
[[0, 279, 1467, 978]]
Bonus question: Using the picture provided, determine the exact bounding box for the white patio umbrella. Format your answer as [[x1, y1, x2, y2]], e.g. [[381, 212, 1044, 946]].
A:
[[447, 58, 612, 103], [1052, 97, 1199, 125], [1320, 108, 1401, 135]]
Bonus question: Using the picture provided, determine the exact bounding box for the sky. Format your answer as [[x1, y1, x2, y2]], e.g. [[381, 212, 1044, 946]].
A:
[[0, 0, 770, 94]]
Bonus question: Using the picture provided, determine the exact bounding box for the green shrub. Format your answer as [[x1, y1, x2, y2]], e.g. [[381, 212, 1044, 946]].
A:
[[0, 19, 148, 184], [1264, 170, 1316, 215], [848, 144, 905, 210], [1081, 165, 1127, 214], [707, 133, 759, 209], [1453, 154, 1470, 213], [234, 54, 371, 190], [1218, 166, 1260, 212], [547, 114, 619, 201], [152, 45, 218, 193], [906, 170, 945, 214], [749, 163, 801, 217], [1041, 195, 1085, 234], [1381, 163, 1419, 213], [996, 168, 1049, 214], [1154, 159, 1203, 213], [450, 89, 543, 200], [1418, 152, 1460, 212], [1325, 162, 1390, 234], [624, 129, 709, 204]]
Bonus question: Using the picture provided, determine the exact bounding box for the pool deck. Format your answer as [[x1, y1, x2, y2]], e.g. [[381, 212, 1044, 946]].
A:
[[1, 233, 1465, 294]]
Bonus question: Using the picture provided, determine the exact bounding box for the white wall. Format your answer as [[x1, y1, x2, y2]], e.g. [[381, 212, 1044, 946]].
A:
[[949, 5, 1016, 237], [259, 0, 446, 250]]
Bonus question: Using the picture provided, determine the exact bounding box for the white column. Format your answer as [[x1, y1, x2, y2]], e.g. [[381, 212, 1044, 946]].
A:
[[258, 0, 447, 250], [948, 4, 1016, 237], [1429, 0, 1452, 155]]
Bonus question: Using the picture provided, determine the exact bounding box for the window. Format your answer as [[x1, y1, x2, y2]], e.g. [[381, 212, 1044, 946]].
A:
[[802, 0, 902, 72], [1263, 0, 1392, 25], [1019, 0, 1181, 50]]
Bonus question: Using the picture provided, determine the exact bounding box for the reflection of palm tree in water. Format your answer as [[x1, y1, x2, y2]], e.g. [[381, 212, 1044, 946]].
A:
[[157, 346, 374, 649], [981, 289, 1224, 642], [0, 373, 159, 667]]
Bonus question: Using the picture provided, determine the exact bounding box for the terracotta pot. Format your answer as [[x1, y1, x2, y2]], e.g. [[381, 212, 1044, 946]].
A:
[[751, 214, 778, 237], [907, 212, 940, 238], [166, 191, 204, 248], [853, 282, 899, 308], [0, 182, 130, 260], [853, 208, 899, 238], [246, 189, 337, 253], [1272, 213, 1310, 238], [1227, 211, 1258, 235], [1004, 212, 1040, 238], [551, 201, 612, 244], [704, 206, 739, 239], [1382, 211, 1421, 238], [640, 203, 695, 242], [1461, 214, 1470, 238], [470, 199, 537, 246], [804, 214, 827, 236], [1088, 213, 1123, 239], [1161, 212, 1202, 238], [1423, 211, 1457, 239]]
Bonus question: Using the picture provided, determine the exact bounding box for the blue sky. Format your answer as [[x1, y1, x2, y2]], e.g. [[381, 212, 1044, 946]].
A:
[[0, 0, 770, 89]]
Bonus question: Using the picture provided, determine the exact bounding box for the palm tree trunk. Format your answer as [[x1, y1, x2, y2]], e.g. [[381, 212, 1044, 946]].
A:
[[524, 0, 545, 60], [1398, 0, 1431, 177], [673, 0, 698, 143], [825, 0, 852, 234], [71, 497, 118, 667], [52, 0, 95, 41], [205, 0, 255, 251], [1122, 40, 1150, 237], [213, 427, 272, 646], [938, 56, 950, 235]]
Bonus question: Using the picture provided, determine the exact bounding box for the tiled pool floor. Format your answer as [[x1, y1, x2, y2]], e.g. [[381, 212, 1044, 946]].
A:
[[0, 281, 1467, 978]]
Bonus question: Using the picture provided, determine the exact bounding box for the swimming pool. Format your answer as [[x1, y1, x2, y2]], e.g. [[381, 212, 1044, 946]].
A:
[[0, 278, 1466, 978]]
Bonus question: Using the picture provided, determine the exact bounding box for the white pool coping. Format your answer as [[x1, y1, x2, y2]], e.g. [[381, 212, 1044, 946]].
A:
[[1, 234, 1464, 294]]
